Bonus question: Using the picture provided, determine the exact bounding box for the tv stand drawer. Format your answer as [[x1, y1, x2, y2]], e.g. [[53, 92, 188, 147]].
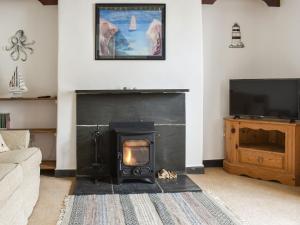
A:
[[239, 149, 284, 170]]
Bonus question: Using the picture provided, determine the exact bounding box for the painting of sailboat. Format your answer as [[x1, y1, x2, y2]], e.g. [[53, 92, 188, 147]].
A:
[[95, 4, 165, 60], [129, 16, 137, 31]]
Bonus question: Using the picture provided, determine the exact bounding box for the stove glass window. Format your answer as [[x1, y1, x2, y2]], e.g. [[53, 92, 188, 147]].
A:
[[123, 139, 150, 166]]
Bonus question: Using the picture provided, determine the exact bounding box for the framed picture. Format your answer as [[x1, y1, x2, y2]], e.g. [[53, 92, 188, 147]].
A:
[[95, 4, 166, 60]]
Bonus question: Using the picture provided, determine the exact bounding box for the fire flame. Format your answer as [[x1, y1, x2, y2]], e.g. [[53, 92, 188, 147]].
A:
[[124, 147, 136, 166]]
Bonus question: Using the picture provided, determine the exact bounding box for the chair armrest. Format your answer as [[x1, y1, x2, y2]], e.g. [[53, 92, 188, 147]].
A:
[[0, 130, 30, 150]]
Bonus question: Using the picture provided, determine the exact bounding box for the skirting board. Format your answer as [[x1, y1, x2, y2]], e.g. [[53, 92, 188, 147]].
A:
[[55, 170, 76, 177], [186, 167, 204, 174], [203, 159, 224, 167]]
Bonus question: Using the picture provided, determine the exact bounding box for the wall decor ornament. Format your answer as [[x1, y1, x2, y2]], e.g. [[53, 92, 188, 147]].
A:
[[229, 23, 245, 48], [95, 4, 166, 60], [5, 30, 35, 62], [8, 66, 28, 98]]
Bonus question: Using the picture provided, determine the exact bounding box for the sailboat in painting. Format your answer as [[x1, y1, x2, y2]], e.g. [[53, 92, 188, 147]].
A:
[[129, 15, 137, 31]]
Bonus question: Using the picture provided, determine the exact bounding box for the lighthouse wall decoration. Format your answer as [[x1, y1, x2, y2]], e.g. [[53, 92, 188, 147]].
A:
[[229, 23, 245, 48]]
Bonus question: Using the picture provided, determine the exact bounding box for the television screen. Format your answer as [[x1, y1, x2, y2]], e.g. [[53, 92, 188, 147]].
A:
[[230, 79, 300, 120]]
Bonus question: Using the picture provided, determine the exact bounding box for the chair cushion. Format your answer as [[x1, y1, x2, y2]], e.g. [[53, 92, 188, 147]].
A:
[[0, 147, 42, 190], [0, 148, 41, 165], [0, 163, 22, 206], [0, 130, 30, 150], [0, 134, 9, 153]]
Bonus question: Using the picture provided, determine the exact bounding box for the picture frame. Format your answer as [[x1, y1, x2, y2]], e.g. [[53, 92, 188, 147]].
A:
[[95, 4, 166, 60]]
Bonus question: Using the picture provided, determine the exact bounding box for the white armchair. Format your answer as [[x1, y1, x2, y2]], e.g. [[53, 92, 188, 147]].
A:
[[0, 130, 41, 225]]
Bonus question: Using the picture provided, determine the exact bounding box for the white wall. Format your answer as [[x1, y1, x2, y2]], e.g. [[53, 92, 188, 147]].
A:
[[0, 0, 58, 97], [0, 0, 58, 160], [203, 0, 300, 160], [57, 0, 204, 170]]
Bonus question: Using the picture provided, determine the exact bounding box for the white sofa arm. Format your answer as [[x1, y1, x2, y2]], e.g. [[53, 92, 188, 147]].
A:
[[0, 130, 30, 150]]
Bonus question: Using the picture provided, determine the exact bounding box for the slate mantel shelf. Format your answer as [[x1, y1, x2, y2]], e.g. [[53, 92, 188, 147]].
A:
[[75, 89, 189, 95]]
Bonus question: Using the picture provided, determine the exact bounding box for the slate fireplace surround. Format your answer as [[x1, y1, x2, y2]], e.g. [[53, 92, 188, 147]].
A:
[[76, 89, 189, 180]]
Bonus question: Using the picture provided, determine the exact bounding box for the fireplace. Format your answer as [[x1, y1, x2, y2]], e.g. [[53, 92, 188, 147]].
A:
[[110, 122, 156, 184], [76, 89, 188, 180]]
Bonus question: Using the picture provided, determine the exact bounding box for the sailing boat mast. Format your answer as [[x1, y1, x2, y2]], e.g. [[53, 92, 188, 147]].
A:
[[129, 15, 137, 31]]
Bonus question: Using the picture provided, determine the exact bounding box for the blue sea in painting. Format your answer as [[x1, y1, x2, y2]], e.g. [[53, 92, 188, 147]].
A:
[[100, 9, 162, 56]]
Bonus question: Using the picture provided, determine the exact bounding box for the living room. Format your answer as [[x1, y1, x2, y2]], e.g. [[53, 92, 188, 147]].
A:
[[0, 0, 299, 225]]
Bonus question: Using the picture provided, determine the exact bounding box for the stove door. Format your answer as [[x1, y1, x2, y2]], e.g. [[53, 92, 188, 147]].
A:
[[122, 139, 150, 166]]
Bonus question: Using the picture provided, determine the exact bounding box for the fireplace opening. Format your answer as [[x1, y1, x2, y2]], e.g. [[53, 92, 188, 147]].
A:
[[110, 122, 156, 184]]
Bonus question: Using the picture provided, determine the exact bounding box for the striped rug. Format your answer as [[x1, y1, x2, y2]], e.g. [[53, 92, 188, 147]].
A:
[[57, 192, 244, 225]]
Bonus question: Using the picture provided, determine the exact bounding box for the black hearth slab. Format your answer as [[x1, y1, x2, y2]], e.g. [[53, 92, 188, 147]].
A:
[[157, 175, 202, 193], [76, 89, 189, 94], [113, 181, 162, 194], [73, 176, 201, 195], [76, 93, 185, 125], [73, 177, 113, 195]]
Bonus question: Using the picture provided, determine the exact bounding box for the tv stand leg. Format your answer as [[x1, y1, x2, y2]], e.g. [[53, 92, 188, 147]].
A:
[[233, 115, 241, 119]]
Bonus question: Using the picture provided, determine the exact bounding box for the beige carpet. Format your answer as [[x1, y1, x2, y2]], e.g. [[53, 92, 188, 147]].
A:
[[28, 168, 300, 225], [189, 168, 300, 225]]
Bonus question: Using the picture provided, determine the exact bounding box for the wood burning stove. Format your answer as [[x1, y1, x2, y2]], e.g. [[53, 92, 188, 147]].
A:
[[110, 122, 156, 184]]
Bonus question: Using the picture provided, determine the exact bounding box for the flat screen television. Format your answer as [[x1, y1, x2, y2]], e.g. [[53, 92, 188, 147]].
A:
[[230, 79, 300, 120]]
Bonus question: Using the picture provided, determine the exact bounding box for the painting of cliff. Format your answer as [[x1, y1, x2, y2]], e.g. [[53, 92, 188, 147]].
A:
[[95, 4, 166, 60]]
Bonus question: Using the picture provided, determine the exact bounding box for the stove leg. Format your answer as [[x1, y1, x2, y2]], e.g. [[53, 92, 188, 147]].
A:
[[116, 178, 121, 185], [150, 178, 156, 184]]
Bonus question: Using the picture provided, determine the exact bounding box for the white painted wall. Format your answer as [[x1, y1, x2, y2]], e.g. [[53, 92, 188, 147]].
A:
[[203, 0, 300, 160], [0, 0, 58, 97], [57, 0, 204, 170], [0, 0, 58, 160]]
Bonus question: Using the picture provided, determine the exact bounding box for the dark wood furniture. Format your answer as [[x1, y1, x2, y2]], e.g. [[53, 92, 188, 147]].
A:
[[224, 118, 300, 186], [203, 0, 280, 7], [38, 0, 58, 5], [8, 128, 56, 134], [0, 97, 57, 101], [40, 160, 56, 170]]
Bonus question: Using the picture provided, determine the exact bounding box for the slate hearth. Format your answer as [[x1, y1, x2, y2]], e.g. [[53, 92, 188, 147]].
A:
[[73, 174, 201, 195]]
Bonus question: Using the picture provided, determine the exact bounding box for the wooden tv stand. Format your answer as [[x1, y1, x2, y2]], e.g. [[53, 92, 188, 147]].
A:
[[224, 118, 300, 186]]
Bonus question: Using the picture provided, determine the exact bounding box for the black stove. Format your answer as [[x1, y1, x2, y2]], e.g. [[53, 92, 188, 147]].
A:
[[110, 122, 156, 184]]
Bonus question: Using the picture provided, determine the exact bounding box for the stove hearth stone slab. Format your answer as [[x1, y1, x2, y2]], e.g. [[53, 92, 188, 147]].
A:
[[73, 175, 201, 195]]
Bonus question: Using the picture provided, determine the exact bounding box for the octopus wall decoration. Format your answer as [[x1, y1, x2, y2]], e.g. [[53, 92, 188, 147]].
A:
[[5, 30, 35, 62]]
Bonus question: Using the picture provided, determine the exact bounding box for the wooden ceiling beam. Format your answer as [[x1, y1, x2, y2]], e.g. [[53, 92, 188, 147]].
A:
[[37, 0, 280, 7], [262, 0, 280, 7], [202, 0, 280, 7], [202, 0, 217, 4], [37, 0, 279, 7], [38, 0, 58, 5]]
